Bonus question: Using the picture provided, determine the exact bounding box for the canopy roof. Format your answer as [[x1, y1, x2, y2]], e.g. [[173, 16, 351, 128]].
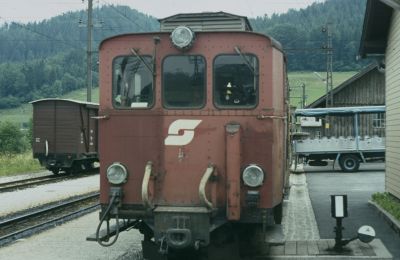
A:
[[295, 106, 385, 117]]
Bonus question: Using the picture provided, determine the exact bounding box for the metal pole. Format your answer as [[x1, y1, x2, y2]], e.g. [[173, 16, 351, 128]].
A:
[[323, 24, 333, 136], [334, 218, 344, 251], [86, 0, 93, 102], [354, 113, 359, 151], [301, 83, 306, 108], [326, 23, 333, 107]]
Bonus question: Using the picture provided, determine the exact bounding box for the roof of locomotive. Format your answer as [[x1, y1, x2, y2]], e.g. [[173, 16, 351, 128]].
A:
[[158, 11, 253, 32], [30, 98, 99, 108], [99, 30, 283, 52], [100, 12, 283, 52]]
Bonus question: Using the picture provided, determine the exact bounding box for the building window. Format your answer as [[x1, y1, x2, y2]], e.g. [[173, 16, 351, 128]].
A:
[[372, 113, 385, 129], [213, 54, 258, 108], [162, 55, 206, 109]]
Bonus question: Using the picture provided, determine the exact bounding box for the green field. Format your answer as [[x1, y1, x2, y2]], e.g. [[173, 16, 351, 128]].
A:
[[288, 71, 356, 108], [0, 71, 357, 126]]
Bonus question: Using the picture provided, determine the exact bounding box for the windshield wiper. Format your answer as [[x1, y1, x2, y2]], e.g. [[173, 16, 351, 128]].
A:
[[234, 46, 258, 76], [130, 48, 154, 76]]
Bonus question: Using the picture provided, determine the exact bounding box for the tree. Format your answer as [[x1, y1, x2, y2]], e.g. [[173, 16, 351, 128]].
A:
[[0, 121, 29, 156]]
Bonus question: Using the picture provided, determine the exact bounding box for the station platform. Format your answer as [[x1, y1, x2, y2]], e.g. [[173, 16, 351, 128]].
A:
[[258, 239, 392, 259]]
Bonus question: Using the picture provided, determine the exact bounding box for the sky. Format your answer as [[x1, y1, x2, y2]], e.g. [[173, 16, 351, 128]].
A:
[[0, 0, 322, 24]]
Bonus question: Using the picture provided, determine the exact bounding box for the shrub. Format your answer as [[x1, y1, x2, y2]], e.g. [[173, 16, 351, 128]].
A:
[[0, 121, 29, 156], [372, 192, 400, 221], [0, 151, 43, 176]]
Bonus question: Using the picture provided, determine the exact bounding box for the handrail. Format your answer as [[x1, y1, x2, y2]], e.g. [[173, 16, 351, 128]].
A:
[[199, 165, 215, 209], [91, 115, 109, 120], [45, 140, 49, 157], [142, 161, 154, 210]]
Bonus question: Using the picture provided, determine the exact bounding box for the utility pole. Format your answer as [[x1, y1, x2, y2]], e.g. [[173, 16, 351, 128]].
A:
[[86, 0, 93, 102], [322, 23, 333, 107], [301, 83, 306, 108], [289, 83, 306, 108], [321, 23, 333, 136]]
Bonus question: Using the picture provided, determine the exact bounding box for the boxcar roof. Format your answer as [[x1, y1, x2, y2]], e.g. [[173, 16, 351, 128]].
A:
[[30, 98, 99, 108]]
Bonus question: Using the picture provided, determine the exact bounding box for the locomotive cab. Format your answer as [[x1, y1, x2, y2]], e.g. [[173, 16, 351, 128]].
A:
[[92, 12, 287, 256]]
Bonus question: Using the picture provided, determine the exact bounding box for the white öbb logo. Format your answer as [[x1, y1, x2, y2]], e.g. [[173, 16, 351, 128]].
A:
[[164, 119, 202, 146]]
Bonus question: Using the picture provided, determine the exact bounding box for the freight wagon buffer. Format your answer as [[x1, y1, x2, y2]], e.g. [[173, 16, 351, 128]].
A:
[[31, 98, 99, 174]]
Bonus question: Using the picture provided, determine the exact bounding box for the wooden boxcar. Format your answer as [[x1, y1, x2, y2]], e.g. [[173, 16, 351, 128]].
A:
[[31, 98, 99, 174], [92, 12, 288, 258]]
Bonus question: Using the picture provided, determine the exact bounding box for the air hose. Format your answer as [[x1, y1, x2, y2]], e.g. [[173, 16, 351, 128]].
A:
[[95, 194, 121, 247]]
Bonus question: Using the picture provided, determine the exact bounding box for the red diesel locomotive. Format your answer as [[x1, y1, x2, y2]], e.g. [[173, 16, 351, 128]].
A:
[[93, 12, 288, 258]]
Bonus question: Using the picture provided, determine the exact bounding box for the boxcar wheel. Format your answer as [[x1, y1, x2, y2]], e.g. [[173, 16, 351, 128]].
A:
[[339, 154, 360, 172], [50, 168, 59, 175], [64, 164, 77, 175]]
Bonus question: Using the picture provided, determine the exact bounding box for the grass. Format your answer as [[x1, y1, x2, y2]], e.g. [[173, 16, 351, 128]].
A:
[[62, 86, 100, 103], [0, 151, 44, 177], [288, 71, 357, 107], [372, 192, 400, 221]]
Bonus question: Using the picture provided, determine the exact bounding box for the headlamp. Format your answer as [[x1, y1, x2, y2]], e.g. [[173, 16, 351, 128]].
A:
[[170, 26, 195, 50], [106, 163, 128, 185], [242, 165, 264, 187]]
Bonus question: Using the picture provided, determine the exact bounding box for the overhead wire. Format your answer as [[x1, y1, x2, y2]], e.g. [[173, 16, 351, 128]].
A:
[[99, 0, 148, 31]]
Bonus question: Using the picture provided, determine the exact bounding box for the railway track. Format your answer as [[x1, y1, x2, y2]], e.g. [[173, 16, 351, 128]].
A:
[[0, 192, 100, 246], [0, 170, 98, 193]]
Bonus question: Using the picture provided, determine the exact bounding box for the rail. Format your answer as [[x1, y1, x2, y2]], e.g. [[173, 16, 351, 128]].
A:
[[0, 171, 98, 193], [0, 192, 99, 246]]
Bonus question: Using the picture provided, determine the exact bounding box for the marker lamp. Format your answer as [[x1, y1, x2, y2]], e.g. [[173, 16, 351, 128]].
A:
[[171, 26, 195, 50], [106, 163, 128, 185], [242, 165, 264, 187]]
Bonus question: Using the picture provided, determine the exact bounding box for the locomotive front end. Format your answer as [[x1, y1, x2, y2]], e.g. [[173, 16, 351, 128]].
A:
[[92, 13, 287, 257]]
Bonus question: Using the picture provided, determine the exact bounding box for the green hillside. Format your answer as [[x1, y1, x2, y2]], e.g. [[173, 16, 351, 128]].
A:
[[0, 0, 370, 123], [0, 0, 369, 110], [252, 0, 368, 71]]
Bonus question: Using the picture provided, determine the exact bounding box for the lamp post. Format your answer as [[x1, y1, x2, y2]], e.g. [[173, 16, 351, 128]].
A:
[[330, 194, 376, 252], [331, 195, 348, 251]]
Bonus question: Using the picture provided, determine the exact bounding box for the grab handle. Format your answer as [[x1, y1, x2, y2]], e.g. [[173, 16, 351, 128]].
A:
[[142, 161, 154, 210], [199, 165, 215, 209]]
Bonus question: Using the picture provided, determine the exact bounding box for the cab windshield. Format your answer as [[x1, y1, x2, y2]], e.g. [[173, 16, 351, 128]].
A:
[[162, 55, 206, 109], [213, 54, 258, 108], [113, 55, 153, 109]]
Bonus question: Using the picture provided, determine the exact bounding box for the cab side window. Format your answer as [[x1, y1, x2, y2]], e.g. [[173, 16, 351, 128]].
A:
[[113, 56, 153, 109], [213, 54, 258, 108]]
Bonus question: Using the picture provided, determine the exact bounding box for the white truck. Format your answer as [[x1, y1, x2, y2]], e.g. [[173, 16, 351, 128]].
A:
[[293, 106, 385, 172]]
